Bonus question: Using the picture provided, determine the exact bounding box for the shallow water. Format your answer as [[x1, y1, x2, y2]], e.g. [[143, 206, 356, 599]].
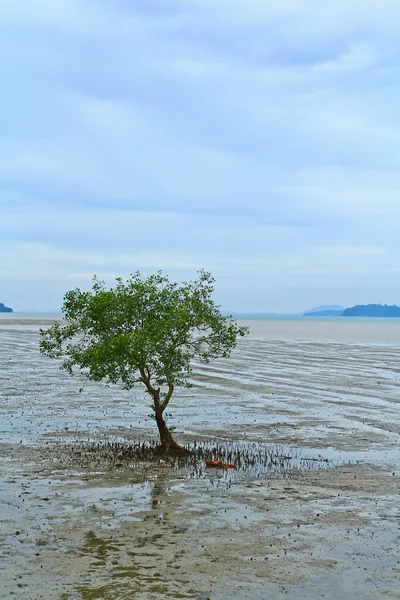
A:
[[239, 316, 400, 345], [1, 317, 399, 599]]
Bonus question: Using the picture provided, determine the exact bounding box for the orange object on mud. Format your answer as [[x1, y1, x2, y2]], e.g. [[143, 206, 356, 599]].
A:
[[205, 460, 236, 469]]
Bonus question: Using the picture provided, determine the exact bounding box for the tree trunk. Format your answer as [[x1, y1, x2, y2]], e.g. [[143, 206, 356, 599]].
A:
[[140, 369, 191, 455], [154, 407, 190, 455]]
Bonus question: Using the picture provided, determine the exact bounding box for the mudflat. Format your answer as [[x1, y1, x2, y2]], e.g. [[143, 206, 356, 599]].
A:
[[0, 318, 399, 599]]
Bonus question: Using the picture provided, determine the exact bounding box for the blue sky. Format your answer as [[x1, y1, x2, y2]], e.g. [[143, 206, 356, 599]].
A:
[[2, 0, 400, 312]]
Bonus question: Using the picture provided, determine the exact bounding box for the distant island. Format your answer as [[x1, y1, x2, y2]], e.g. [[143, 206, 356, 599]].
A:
[[342, 304, 400, 317], [304, 303, 400, 317], [0, 302, 13, 313], [304, 309, 344, 317], [304, 304, 344, 315]]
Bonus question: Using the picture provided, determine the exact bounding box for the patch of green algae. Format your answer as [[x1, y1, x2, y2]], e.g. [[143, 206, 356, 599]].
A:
[[71, 531, 197, 600], [77, 582, 138, 599], [81, 531, 120, 564]]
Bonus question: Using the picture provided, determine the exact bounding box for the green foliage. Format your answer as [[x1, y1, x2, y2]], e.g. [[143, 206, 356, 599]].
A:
[[40, 270, 249, 416]]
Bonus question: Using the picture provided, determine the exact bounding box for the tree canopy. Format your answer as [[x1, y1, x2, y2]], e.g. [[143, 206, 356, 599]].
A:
[[40, 270, 249, 453]]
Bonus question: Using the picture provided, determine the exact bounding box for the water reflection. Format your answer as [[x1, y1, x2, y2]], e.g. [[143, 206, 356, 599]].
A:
[[50, 438, 335, 486]]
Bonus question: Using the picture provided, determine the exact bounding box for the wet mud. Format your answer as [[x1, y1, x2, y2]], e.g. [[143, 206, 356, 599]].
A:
[[0, 319, 399, 599]]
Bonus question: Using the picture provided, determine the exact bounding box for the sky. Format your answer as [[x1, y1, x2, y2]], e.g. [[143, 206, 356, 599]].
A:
[[1, 0, 400, 313]]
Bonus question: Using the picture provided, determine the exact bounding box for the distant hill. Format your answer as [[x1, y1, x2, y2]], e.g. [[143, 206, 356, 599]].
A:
[[0, 302, 13, 313], [230, 304, 400, 318], [304, 309, 344, 317], [304, 304, 344, 315], [342, 304, 400, 317]]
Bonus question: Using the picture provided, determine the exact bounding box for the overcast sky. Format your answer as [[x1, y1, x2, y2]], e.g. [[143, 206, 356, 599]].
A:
[[2, 1, 400, 313]]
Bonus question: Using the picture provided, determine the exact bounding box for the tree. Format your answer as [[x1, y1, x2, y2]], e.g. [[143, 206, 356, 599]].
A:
[[40, 270, 249, 454]]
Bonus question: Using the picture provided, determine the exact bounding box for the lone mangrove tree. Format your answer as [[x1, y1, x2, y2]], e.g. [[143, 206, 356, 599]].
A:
[[40, 270, 249, 453]]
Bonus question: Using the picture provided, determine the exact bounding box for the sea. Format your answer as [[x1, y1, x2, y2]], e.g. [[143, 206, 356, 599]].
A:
[[2, 312, 400, 346], [237, 315, 400, 345]]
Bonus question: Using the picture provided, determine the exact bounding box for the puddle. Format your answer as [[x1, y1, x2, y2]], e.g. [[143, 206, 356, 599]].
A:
[[44, 436, 397, 487]]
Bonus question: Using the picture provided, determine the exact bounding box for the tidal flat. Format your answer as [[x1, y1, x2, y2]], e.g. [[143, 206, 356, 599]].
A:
[[0, 317, 399, 599]]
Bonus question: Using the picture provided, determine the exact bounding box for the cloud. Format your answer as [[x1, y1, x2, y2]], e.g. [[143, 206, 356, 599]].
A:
[[1, 0, 400, 311], [317, 246, 386, 257]]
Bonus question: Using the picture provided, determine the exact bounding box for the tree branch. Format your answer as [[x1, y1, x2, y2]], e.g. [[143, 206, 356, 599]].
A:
[[161, 381, 174, 411]]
